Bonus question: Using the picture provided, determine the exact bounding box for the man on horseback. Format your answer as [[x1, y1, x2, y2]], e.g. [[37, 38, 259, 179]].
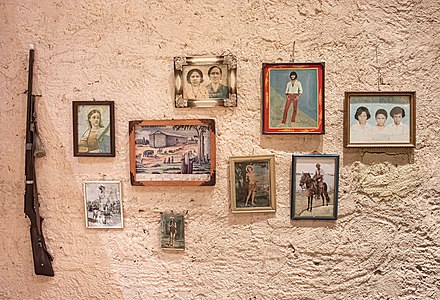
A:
[[313, 163, 325, 191], [313, 163, 330, 206]]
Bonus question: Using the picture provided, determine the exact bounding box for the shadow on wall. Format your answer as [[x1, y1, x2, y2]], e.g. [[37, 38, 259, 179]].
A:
[[260, 135, 323, 153], [342, 148, 415, 166]]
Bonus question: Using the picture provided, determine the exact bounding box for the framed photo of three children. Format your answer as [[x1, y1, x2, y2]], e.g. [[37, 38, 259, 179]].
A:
[[344, 91, 415, 148]]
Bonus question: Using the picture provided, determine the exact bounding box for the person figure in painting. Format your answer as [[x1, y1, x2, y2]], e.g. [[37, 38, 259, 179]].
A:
[[206, 66, 229, 99], [371, 109, 390, 141], [313, 163, 325, 192], [79, 109, 110, 153], [183, 68, 209, 99], [244, 165, 258, 207], [281, 71, 303, 126], [388, 106, 409, 142], [168, 217, 177, 247], [93, 185, 106, 224], [350, 106, 373, 142], [181, 151, 195, 174]]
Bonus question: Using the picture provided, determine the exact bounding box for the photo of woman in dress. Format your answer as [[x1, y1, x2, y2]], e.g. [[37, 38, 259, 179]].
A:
[[79, 108, 110, 153], [206, 66, 229, 99], [350, 106, 373, 142], [183, 68, 209, 100]]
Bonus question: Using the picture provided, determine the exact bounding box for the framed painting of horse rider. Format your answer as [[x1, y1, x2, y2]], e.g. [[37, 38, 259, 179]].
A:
[[129, 119, 216, 186], [160, 214, 185, 251], [73, 101, 115, 157], [84, 181, 123, 228], [229, 155, 276, 213], [291, 154, 339, 220], [262, 62, 325, 134]]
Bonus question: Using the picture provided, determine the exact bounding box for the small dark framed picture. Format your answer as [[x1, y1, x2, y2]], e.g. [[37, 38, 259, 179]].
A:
[[129, 119, 216, 186], [174, 55, 237, 108], [160, 214, 185, 251], [344, 92, 416, 147], [291, 154, 339, 220], [262, 62, 325, 134], [73, 101, 115, 157], [84, 181, 123, 228], [229, 155, 276, 213]]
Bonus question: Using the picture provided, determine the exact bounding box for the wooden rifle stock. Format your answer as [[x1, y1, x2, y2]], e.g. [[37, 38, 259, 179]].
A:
[[24, 46, 54, 277]]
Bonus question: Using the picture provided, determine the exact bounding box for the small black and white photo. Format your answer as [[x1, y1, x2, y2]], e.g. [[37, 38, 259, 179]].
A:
[[84, 181, 123, 228]]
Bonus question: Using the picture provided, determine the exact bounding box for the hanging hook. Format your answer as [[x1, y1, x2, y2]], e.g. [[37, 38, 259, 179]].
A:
[[375, 45, 388, 91], [375, 45, 381, 91], [290, 41, 296, 62]]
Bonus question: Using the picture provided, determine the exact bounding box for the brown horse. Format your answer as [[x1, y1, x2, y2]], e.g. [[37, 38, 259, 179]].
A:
[[299, 172, 330, 211]]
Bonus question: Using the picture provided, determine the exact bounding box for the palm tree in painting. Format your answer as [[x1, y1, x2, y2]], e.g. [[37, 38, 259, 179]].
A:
[[172, 124, 210, 164]]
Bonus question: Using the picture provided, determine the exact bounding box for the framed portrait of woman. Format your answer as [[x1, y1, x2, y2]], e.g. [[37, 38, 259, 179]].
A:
[[229, 155, 276, 213], [291, 154, 339, 220], [344, 92, 416, 147], [174, 55, 237, 108], [262, 62, 325, 134], [73, 101, 115, 157], [129, 119, 216, 186]]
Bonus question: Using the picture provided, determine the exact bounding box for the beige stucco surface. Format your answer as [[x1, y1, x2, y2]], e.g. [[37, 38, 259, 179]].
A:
[[1, 0, 439, 299]]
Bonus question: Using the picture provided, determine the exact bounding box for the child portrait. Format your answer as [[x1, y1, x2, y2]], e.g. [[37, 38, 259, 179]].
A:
[[345, 92, 415, 147]]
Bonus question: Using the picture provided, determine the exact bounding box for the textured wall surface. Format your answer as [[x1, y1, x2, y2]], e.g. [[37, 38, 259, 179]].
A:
[[1, 0, 439, 299]]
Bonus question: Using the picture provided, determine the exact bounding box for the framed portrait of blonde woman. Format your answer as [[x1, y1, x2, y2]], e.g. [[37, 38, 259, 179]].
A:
[[344, 92, 416, 147], [73, 101, 115, 157], [174, 55, 237, 108], [229, 155, 276, 213]]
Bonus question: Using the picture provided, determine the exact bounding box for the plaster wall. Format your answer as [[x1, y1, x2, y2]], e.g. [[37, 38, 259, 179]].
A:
[[1, 0, 439, 299]]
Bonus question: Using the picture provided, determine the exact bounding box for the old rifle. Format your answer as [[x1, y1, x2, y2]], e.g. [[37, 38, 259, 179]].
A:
[[24, 45, 54, 276]]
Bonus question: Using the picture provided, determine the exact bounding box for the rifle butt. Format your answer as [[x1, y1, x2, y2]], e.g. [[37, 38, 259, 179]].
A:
[[30, 225, 54, 277]]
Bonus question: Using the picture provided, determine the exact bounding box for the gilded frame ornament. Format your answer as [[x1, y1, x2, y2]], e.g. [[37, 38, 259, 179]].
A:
[[174, 55, 237, 108]]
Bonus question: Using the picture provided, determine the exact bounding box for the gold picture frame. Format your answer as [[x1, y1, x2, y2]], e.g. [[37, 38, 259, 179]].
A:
[[229, 155, 276, 213]]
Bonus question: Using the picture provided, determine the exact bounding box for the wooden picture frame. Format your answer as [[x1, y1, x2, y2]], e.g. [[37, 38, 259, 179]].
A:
[[344, 91, 416, 147], [291, 154, 339, 220], [160, 214, 185, 251], [174, 55, 237, 108], [129, 119, 216, 186], [229, 155, 276, 213], [73, 101, 115, 157], [84, 180, 123, 228], [262, 62, 325, 134]]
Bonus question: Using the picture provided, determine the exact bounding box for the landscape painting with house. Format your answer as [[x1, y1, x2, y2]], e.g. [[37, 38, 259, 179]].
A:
[[134, 123, 212, 181]]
